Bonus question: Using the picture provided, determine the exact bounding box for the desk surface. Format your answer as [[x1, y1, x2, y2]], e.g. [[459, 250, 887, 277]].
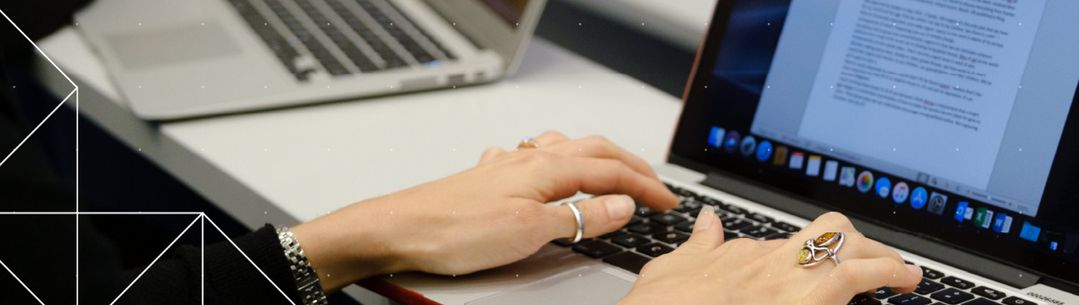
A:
[[38, 26, 683, 301], [39, 28, 681, 225]]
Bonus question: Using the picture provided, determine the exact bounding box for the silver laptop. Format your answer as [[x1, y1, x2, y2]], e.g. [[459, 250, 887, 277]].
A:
[[74, 0, 545, 120], [373, 1, 1079, 304]]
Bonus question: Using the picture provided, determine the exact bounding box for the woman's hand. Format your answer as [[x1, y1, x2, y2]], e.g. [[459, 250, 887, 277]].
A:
[[291, 131, 678, 292], [619, 208, 922, 305]]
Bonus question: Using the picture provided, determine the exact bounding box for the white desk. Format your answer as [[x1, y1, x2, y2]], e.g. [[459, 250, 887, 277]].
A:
[[564, 0, 717, 50], [37, 28, 682, 302]]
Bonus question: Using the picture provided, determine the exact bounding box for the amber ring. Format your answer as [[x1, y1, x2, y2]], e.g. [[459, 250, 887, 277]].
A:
[[517, 137, 541, 150], [797, 232, 846, 267]]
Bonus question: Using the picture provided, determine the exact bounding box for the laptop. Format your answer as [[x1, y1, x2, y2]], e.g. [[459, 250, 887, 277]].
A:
[[371, 0, 1079, 304], [73, 0, 546, 120]]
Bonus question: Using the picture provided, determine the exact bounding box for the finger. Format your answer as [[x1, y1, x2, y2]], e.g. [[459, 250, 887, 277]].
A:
[[532, 130, 571, 147], [682, 205, 724, 250], [546, 195, 635, 239], [542, 156, 678, 210], [479, 147, 508, 164], [543, 135, 659, 179], [803, 258, 923, 305]]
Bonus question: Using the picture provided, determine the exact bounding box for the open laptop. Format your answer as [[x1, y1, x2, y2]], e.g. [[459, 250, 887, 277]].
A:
[[370, 0, 1079, 304], [73, 0, 545, 120]]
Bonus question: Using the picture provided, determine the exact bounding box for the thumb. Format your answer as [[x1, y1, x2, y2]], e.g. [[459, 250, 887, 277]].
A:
[[548, 195, 636, 240], [683, 205, 725, 250]]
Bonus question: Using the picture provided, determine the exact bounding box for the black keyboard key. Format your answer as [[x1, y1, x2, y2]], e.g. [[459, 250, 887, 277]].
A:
[[634, 206, 657, 217], [764, 232, 792, 240], [1001, 296, 1037, 305], [931, 288, 974, 304], [264, 0, 350, 76], [653, 231, 690, 244], [740, 225, 779, 239], [603, 252, 651, 274], [674, 199, 704, 214], [849, 294, 883, 305], [651, 213, 688, 225], [875, 287, 899, 299], [572, 240, 621, 258], [772, 221, 801, 232], [628, 223, 663, 235], [971, 287, 1006, 300], [915, 279, 945, 294], [601, 230, 628, 240], [965, 298, 1003, 305], [940, 276, 975, 289], [921, 266, 945, 279], [722, 218, 754, 230], [611, 233, 650, 248], [636, 243, 674, 257], [674, 221, 694, 233], [724, 231, 740, 240], [889, 294, 933, 305], [745, 212, 773, 224], [723, 205, 747, 214]]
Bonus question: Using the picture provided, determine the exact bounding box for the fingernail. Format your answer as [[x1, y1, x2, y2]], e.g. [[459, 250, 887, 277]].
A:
[[694, 205, 715, 231], [905, 264, 923, 277], [604, 195, 635, 221]]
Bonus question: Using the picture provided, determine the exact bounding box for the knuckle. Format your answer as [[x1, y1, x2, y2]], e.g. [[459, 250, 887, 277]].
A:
[[817, 212, 851, 227], [541, 130, 566, 139]]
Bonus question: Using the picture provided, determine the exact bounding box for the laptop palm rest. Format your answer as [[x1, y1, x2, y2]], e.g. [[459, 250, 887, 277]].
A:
[[466, 267, 633, 305]]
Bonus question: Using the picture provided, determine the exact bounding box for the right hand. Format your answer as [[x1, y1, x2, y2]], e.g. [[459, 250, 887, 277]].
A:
[[619, 208, 922, 305]]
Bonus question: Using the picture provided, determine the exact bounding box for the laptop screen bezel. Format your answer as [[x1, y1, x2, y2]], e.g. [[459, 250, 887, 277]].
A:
[[668, 0, 1079, 287]]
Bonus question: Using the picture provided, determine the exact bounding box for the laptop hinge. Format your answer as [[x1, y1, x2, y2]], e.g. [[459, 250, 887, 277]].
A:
[[701, 171, 1044, 289]]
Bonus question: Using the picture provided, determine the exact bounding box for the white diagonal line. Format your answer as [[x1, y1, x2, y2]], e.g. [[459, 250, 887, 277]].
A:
[[0, 258, 46, 305], [0, 212, 204, 215], [205, 216, 298, 305], [0, 9, 78, 88], [0, 89, 75, 168], [109, 215, 202, 305]]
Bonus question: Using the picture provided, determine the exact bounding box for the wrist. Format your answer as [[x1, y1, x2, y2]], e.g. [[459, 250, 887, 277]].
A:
[[290, 198, 411, 292]]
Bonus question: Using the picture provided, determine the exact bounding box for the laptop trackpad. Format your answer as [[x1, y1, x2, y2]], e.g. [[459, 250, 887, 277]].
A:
[[105, 22, 242, 71], [466, 267, 634, 305]]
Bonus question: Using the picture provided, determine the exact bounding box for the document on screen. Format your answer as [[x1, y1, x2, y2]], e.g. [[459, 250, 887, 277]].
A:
[[797, 0, 1047, 189]]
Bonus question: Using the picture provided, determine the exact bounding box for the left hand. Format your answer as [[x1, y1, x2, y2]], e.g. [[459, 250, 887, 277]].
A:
[[291, 131, 679, 292]]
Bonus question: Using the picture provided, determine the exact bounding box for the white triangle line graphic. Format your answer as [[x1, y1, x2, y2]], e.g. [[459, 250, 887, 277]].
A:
[[109, 214, 202, 305], [0, 88, 75, 168], [204, 216, 298, 305], [0, 9, 78, 88], [0, 258, 46, 305]]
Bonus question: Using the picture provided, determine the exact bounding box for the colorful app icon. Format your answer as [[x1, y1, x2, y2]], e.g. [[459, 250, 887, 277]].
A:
[[910, 187, 928, 209], [756, 141, 773, 162], [806, 155, 822, 177], [839, 167, 856, 187], [773, 146, 789, 166], [875, 177, 892, 198], [822, 160, 839, 181], [973, 207, 988, 226], [954, 201, 969, 223], [740, 135, 757, 156], [724, 131, 741, 153], [1020, 222, 1041, 242], [856, 171, 874, 193], [992, 213, 1013, 234], [976, 208, 994, 229], [790, 152, 805, 170], [892, 182, 909, 204], [927, 192, 948, 215], [707, 126, 726, 148]]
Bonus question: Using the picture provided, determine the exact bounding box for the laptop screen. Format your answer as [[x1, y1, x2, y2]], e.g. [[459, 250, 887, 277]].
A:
[[670, 0, 1079, 284]]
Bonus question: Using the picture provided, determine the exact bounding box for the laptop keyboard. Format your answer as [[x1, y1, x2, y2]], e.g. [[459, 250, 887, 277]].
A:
[[226, 0, 456, 81], [552, 183, 1039, 305]]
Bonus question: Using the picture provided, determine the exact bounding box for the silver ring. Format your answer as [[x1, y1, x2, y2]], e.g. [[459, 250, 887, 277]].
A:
[[564, 201, 585, 244]]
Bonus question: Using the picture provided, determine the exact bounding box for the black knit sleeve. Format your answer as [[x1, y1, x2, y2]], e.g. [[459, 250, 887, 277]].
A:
[[116, 224, 303, 305]]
